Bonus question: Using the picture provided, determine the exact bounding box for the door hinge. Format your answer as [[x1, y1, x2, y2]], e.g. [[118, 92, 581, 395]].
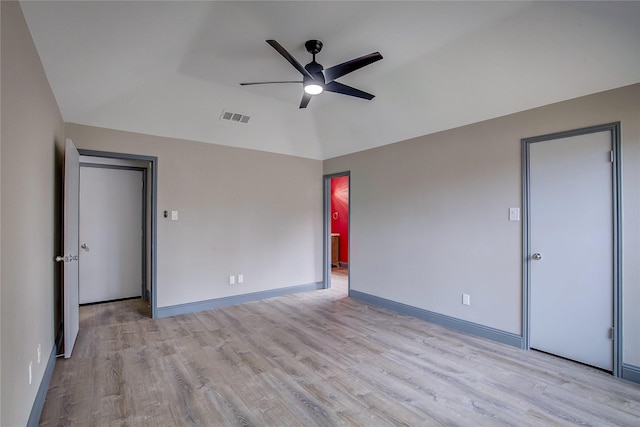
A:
[[608, 326, 615, 340], [610, 150, 614, 163]]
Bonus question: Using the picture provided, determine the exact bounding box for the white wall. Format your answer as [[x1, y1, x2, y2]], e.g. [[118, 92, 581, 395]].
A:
[[324, 84, 640, 366], [66, 124, 324, 309], [1, 2, 65, 425]]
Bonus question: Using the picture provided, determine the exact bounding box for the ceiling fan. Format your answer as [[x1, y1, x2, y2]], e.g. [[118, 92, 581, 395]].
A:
[[240, 40, 383, 109]]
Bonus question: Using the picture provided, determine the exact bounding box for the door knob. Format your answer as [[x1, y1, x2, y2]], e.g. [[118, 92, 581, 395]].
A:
[[532, 253, 542, 260], [81, 243, 89, 250], [55, 256, 65, 263]]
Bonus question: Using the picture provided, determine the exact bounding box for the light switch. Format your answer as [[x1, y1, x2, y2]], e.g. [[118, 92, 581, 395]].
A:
[[509, 208, 520, 222], [171, 210, 178, 221]]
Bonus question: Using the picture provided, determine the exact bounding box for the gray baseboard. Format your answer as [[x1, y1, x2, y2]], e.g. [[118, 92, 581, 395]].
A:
[[622, 363, 640, 385], [27, 344, 57, 427], [157, 282, 324, 318], [350, 290, 523, 348]]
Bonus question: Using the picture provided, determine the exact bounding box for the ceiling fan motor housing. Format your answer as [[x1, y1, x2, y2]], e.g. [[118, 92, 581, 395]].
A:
[[305, 62, 325, 82]]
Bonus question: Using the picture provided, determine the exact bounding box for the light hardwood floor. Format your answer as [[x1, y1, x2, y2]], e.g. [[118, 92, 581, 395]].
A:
[[40, 270, 640, 426]]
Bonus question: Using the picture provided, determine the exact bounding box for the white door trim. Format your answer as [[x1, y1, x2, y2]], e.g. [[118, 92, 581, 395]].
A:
[[521, 122, 622, 376]]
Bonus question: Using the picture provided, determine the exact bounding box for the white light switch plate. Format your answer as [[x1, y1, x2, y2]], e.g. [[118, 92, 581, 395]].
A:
[[509, 208, 520, 221], [171, 210, 178, 221]]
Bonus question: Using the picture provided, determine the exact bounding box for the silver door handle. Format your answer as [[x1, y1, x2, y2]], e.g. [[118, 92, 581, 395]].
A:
[[55, 256, 65, 263], [81, 243, 89, 250], [532, 253, 542, 260]]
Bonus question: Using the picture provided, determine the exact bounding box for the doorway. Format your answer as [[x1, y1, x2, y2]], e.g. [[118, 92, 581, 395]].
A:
[[77, 150, 158, 318], [522, 123, 622, 375], [324, 172, 350, 293]]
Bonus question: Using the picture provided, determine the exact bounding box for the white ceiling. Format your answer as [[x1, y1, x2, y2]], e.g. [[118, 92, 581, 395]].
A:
[[21, 1, 640, 160]]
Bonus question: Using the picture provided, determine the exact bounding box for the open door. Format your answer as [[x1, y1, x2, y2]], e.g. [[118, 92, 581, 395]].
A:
[[55, 139, 80, 358]]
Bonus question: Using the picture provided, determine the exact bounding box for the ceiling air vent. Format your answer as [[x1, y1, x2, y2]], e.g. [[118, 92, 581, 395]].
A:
[[220, 110, 250, 124]]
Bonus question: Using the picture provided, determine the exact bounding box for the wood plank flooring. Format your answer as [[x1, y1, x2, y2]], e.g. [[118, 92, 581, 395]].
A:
[[40, 270, 640, 426]]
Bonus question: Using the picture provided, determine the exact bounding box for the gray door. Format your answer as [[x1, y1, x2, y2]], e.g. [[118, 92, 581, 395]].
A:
[[79, 167, 143, 304], [529, 130, 613, 371], [59, 139, 80, 358]]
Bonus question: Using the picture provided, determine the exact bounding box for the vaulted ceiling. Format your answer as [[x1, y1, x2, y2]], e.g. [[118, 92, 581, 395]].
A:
[[20, 1, 640, 160]]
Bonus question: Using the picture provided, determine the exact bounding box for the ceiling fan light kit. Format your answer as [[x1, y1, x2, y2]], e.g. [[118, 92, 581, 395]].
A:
[[240, 39, 382, 108], [304, 82, 324, 95]]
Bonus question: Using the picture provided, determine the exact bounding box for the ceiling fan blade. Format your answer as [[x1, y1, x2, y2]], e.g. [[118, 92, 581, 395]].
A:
[[299, 93, 312, 109], [324, 81, 375, 100], [266, 40, 312, 78], [240, 81, 302, 86], [324, 52, 383, 83]]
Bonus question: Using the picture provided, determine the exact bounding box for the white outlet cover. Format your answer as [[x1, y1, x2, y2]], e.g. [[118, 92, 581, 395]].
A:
[[238, 274, 244, 283], [229, 275, 236, 285]]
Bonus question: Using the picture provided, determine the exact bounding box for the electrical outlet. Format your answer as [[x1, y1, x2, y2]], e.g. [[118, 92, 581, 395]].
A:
[[229, 275, 236, 285], [462, 294, 471, 306], [37, 344, 42, 364], [29, 362, 33, 385], [238, 274, 244, 284]]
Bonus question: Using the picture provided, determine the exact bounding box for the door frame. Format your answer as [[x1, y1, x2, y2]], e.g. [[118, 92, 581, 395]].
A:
[[79, 163, 147, 302], [323, 171, 350, 292], [521, 122, 622, 376], [78, 149, 159, 318]]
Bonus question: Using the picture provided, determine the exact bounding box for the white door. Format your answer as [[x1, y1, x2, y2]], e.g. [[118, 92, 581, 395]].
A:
[[79, 167, 143, 304], [59, 139, 80, 358], [529, 130, 613, 370]]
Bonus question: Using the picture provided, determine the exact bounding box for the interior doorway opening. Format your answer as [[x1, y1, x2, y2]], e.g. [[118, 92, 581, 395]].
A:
[[55, 144, 159, 358], [77, 150, 158, 318], [324, 172, 350, 294]]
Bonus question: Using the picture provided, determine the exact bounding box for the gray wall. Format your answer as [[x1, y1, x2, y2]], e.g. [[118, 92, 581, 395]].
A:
[[66, 124, 324, 309], [1, 2, 65, 425], [324, 84, 640, 366]]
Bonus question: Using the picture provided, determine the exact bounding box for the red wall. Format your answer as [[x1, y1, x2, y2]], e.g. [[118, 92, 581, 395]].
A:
[[331, 176, 349, 264]]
